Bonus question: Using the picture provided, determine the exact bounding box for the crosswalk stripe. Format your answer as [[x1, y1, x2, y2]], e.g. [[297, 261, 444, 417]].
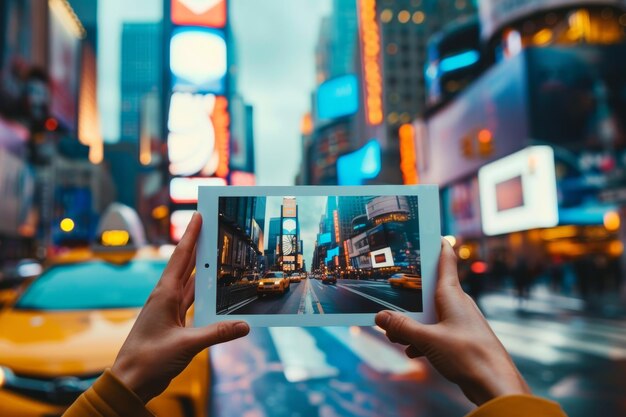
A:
[[322, 327, 423, 375], [268, 327, 339, 382], [490, 319, 626, 360]]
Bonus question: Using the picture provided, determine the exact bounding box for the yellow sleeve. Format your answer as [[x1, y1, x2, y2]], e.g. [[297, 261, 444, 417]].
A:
[[466, 394, 568, 417], [62, 369, 154, 417]]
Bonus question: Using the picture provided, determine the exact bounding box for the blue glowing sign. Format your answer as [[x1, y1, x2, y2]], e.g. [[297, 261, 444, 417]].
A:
[[317, 75, 359, 120], [282, 218, 297, 234], [439, 50, 480, 73], [318, 232, 332, 245], [170, 27, 227, 94], [325, 246, 339, 263], [337, 140, 381, 186]]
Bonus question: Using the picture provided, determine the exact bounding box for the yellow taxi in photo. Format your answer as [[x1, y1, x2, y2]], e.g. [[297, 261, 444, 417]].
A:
[[289, 273, 302, 283], [0, 204, 210, 417], [388, 273, 422, 290], [256, 271, 290, 297]]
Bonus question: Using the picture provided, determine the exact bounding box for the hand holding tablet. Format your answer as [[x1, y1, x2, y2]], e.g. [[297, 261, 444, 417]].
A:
[[194, 185, 441, 327]]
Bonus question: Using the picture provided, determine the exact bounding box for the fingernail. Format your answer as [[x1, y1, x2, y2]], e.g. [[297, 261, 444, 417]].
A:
[[376, 311, 391, 328], [234, 322, 250, 337]]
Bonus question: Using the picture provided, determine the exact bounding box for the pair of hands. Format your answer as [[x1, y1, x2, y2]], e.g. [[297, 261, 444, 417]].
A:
[[111, 213, 528, 406]]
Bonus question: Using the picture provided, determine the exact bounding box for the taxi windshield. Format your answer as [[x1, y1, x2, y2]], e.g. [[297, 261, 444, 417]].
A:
[[15, 260, 167, 310]]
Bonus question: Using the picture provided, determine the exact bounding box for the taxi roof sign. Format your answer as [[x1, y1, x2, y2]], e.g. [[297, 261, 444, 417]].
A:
[[93, 203, 147, 252]]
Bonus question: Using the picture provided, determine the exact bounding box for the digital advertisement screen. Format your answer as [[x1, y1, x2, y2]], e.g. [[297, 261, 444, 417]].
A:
[[215, 194, 423, 316], [495, 175, 524, 212]]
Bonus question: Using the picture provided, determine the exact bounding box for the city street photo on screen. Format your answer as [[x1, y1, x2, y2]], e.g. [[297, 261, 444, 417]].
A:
[[213, 194, 423, 316]]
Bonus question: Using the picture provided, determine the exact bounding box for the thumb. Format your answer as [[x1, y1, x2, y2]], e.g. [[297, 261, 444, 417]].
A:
[[186, 321, 250, 351], [376, 311, 437, 351]]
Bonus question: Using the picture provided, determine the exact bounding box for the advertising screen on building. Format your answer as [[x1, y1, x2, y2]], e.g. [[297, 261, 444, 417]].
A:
[[167, 92, 229, 178], [170, 27, 227, 94], [495, 176, 524, 212], [317, 75, 359, 120], [49, 0, 82, 131], [479, 146, 558, 236], [171, 0, 227, 28]]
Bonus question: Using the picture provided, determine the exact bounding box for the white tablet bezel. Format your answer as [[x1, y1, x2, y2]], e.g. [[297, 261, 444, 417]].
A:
[[195, 185, 441, 327]]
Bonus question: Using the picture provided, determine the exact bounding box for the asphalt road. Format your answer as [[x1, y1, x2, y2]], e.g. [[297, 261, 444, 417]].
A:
[[210, 289, 626, 417], [223, 279, 423, 315]]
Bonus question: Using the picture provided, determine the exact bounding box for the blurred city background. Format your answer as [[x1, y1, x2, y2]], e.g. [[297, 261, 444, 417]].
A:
[[1, 0, 626, 416]]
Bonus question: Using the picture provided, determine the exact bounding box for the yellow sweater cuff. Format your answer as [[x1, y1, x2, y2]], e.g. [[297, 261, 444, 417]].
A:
[[87, 369, 154, 417], [466, 394, 567, 417]]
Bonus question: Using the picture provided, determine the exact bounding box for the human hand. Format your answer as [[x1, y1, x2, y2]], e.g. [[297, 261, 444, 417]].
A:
[[375, 239, 529, 406], [111, 212, 250, 403]]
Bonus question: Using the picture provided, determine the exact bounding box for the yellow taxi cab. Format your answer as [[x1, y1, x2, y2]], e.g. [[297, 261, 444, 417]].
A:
[[256, 271, 290, 297], [388, 273, 422, 290], [288, 273, 302, 283], [0, 203, 209, 417]]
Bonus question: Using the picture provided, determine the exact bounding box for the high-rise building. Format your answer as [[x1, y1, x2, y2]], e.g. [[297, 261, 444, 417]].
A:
[[265, 217, 281, 269], [120, 23, 162, 142], [337, 196, 367, 241], [375, 0, 477, 182]]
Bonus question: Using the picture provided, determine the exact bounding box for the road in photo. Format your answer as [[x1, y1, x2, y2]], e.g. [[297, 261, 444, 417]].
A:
[[216, 194, 422, 315]]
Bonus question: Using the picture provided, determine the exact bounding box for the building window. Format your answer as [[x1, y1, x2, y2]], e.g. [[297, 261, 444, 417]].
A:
[[386, 43, 398, 55]]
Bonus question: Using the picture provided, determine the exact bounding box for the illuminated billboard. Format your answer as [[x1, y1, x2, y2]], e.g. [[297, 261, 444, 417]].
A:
[[170, 27, 227, 94], [169, 177, 226, 203], [370, 247, 394, 268], [282, 198, 297, 218], [282, 218, 297, 234], [358, 0, 383, 125], [281, 235, 297, 255], [167, 92, 229, 178], [49, 0, 83, 130], [171, 0, 227, 28], [318, 232, 332, 245], [317, 75, 359, 120], [479, 146, 559, 236], [337, 140, 381, 185]]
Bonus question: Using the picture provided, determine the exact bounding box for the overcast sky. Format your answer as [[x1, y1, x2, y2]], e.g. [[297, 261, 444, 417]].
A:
[[264, 196, 328, 271], [98, 0, 331, 186]]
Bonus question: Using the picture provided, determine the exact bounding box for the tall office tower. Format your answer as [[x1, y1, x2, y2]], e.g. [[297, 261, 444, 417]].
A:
[[120, 22, 162, 142], [337, 196, 367, 241], [316, 0, 359, 83], [265, 217, 281, 268], [376, 0, 477, 181]]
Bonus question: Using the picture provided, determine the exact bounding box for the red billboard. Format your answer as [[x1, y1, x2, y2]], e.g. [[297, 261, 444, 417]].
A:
[[171, 0, 227, 28]]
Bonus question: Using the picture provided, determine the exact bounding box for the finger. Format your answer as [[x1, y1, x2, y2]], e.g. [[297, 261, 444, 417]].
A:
[[438, 238, 461, 289], [161, 213, 202, 289], [405, 345, 424, 359], [179, 273, 196, 324], [181, 244, 197, 289], [375, 311, 437, 352], [186, 321, 250, 351], [387, 334, 411, 345]]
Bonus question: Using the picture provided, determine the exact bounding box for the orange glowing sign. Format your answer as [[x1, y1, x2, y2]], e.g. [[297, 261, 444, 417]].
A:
[[399, 123, 419, 184], [358, 0, 383, 125], [213, 96, 230, 178], [333, 210, 340, 243], [171, 0, 227, 28], [301, 112, 313, 135]]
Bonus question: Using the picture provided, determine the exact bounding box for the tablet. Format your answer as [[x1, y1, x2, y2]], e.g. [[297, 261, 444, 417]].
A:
[[195, 185, 440, 327]]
